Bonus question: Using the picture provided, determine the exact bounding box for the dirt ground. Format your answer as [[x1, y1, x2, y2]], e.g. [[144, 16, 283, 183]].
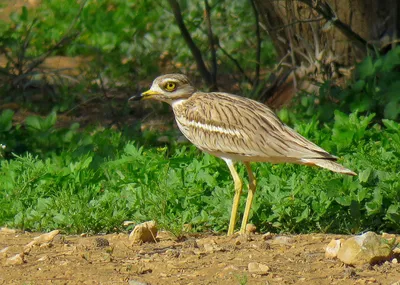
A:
[[1, 229, 400, 285]]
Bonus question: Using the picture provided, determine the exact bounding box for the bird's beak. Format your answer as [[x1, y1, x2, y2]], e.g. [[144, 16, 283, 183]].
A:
[[129, 90, 159, 101]]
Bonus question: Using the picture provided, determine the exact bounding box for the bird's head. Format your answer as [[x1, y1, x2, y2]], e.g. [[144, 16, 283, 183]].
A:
[[130, 74, 196, 104]]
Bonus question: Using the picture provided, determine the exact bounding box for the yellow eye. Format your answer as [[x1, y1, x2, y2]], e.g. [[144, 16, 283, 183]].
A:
[[164, 82, 176, 92]]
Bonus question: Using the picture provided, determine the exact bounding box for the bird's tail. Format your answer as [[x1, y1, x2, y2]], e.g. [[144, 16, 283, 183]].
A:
[[300, 158, 357, 176]]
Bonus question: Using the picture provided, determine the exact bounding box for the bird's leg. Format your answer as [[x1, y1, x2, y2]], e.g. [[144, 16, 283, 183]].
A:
[[240, 162, 256, 234], [225, 159, 243, 236]]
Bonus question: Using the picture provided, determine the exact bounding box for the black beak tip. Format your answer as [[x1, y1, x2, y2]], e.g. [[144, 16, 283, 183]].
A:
[[129, 94, 143, 101]]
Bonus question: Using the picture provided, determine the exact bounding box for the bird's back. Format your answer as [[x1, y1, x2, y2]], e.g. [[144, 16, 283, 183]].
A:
[[172, 91, 334, 163]]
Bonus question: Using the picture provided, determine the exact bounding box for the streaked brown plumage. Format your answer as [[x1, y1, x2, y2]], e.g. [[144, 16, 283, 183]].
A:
[[130, 74, 356, 235]]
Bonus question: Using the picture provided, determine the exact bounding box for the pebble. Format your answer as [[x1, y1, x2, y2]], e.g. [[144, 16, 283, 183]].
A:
[[95, 237, 110, 247], [337, 231, 393, 265], [0, 227, 16, 234], [248, 262, 270, 275], [325, 239, 342, 258], [129, 221, 157, 244], [24, 230, 60, 252], [272, 236, 293, 245], [392, 258, 398, 264], [0, 247, 9, 258], [245, 224, 257, 234], [4, 253, 24, 266], [204, 243, 223, 253], [262, 232, 273, 240]]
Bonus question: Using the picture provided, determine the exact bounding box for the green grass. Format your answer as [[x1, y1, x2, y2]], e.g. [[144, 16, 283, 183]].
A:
[[0, 110, 399, 235]]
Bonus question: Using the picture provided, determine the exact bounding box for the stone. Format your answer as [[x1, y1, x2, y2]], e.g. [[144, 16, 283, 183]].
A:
[[325, 239, 342, 258], [203, 242, 223, 253], [262, 232, 273, 240], [95, 237, 110, 247], [248, 262, 270, 275], [0, 227, 16, 234], [123, 221, 135, 226], [272, 236, 293, 245], [4, 253, 24, 266], [245, 224, 257, 234], [24, 230, 60, 252], [392, 258, 398, 264], [337, 231, 394, 265], [0, 247, 8, 259], [129, 221, 157, 244]]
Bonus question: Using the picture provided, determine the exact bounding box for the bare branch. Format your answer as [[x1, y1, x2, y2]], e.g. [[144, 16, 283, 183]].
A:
[[204, 0, 218, 90], [271, 16, 324, 32], [217, 40, 253, 85], [297, 0, 376, 53], [249, 0, 261, 87], [167, 0, 213, 87], [25, 0, 87, 74]]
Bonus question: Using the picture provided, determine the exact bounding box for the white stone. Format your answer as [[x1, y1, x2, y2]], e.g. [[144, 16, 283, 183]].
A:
[[129, 221, 157, 244], [248, 262, 270, 275], [325, 239, 342, 258], [337, 232, 393, 265]]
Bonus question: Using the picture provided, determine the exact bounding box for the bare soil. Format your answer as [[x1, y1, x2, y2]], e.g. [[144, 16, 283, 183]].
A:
[[1, 230, 400, 285]]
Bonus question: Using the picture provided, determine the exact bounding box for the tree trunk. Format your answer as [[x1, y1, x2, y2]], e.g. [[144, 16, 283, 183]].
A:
[[255, 0, 400, 108]]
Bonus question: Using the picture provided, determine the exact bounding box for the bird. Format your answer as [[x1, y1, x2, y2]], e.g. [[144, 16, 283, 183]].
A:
[[130, 74, 356, 236]]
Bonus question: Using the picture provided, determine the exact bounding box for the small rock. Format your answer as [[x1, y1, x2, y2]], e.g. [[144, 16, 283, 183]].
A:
[[262, 232, 273, 240], [245, 224, 257, 234], [0, 247, 9, 259], [129, 221, 157, 244], [393, 247, 400, 254], [165, 249, 180, 258], [95, 237, 110, 247], [123, 221, 135, 226], [182, 239, 198, 248], [337, 232, 394, 265], [39, 242, 53, 248], [0, 227, 16, 234], [272, 236, 293, 245], [204, 242, 223, 253], [392, 258, 398, 264], [248, 262, 270, 275], [4, 253, 24, 266], [24, 230, 60, 252], [325, 239, 342, 258], [33, 230, 60, 244]]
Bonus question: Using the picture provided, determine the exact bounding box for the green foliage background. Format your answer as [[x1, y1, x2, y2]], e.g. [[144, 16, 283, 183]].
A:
[[0, 1, 399, 235]]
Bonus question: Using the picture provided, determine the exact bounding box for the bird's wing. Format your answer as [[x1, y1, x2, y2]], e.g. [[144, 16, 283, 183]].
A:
[[173, 91, 334, 162]]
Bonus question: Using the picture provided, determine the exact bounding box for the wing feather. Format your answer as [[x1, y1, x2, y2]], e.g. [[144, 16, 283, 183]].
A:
[[173, 91, 334, 162]]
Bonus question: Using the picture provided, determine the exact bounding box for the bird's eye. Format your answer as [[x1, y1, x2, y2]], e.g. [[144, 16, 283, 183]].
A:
[[164, 82, 176, 92]]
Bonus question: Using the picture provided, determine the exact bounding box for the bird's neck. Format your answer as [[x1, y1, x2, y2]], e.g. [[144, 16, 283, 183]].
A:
[[170, 98, 189, 109]]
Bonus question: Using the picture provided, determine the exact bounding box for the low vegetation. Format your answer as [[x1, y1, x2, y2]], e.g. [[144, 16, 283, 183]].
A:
[[0, 2, 399, 236], [0, 105, 399, 235]]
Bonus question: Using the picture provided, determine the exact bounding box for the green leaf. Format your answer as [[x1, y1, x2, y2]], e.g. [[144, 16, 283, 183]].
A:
[[358, 168, 372, 183], [357, 56, 374, 79], [21, 6, 28, 22], [0, 109, 14, 132], [25, 116, 42, 132]]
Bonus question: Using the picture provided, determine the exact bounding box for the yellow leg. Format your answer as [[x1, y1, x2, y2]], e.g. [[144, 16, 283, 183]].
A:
[[240, 162, 256, 234], [224, 159, 243, 236]]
